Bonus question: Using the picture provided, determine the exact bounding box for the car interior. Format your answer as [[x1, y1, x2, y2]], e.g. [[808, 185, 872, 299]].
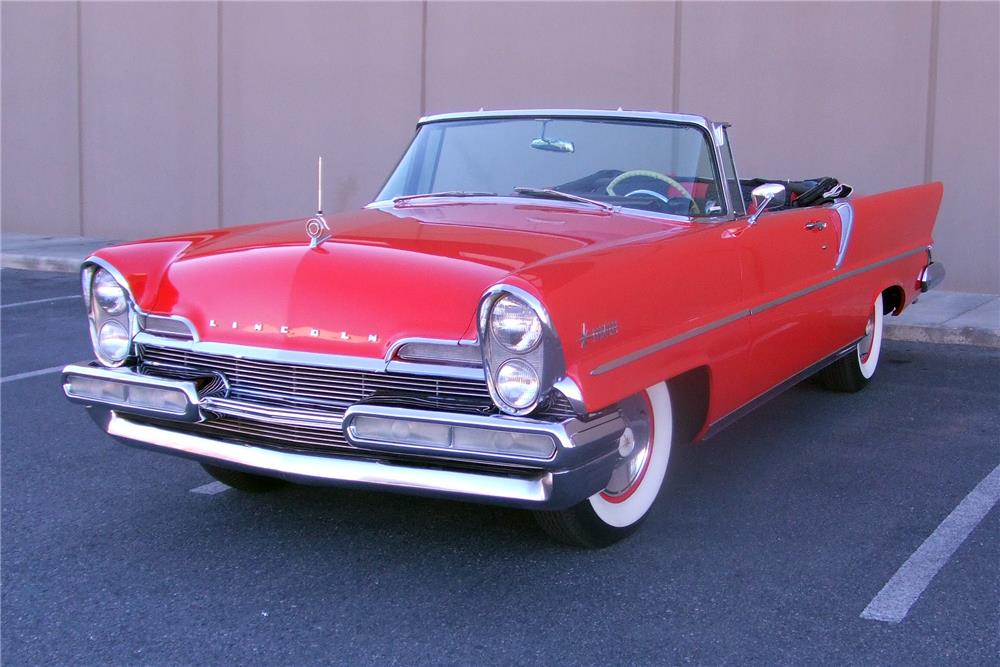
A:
[[553, 170, 851, 218]]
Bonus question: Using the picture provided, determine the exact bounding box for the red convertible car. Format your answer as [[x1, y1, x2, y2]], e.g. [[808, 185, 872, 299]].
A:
[[63, 109, 944, 546]]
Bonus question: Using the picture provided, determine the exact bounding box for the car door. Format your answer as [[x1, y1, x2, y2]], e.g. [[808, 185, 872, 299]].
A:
[[739, 205, 842, 398]]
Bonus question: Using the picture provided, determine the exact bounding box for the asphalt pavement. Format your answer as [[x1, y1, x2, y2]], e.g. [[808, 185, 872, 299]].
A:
[[2, 268, 998, 666]]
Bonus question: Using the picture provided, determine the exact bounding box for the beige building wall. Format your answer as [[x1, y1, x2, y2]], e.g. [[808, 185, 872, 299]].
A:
[[2, 1, 998, 293]]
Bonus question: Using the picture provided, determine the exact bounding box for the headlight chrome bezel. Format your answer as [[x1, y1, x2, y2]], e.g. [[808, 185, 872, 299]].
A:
[[83, 261, 138, 367], [478, 285, 565, 416]]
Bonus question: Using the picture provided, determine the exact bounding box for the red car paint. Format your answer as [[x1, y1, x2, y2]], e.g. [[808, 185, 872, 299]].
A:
[[95, 182, 943, 434]]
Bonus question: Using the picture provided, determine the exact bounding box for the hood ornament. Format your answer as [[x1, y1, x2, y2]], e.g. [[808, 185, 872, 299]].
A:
[[306, 156, 332, 248]]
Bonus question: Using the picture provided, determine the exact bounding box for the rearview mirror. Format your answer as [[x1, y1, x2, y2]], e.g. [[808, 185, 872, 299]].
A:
[[748, 183, 787, 225], [530, 137, 575, 153]]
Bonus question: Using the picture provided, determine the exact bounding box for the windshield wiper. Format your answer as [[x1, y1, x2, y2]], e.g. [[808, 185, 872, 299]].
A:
[[512, 187, 614, 212], [392, 191, 497, 206]]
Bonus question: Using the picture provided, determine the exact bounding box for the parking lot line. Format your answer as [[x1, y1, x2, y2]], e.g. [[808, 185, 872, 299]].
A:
[[190, 481, 231, 495], [861, 463, 1000, 623], [1, 365, 67, 384], [1, 295, 79, 309]]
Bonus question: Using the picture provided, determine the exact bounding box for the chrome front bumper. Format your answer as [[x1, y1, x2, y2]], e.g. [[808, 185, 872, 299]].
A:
[[63, 363, 624, 510]]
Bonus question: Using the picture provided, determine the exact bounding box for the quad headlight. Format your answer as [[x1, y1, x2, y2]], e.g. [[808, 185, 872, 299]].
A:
[[495, 358, 540, 409], [489, 295, 542, 352], [85, 265, 136, 366], [93, 269, 128, 315], [478, 286, 564, 416]]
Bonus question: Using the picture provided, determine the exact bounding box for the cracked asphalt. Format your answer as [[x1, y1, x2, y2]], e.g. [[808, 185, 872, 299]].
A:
[[2, 268, 998, 665]]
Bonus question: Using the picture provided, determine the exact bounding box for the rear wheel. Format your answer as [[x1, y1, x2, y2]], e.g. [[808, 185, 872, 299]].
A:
[[201, 464, 287, 493], [819, 293, 884, 392], [534, 383, 672, 548]]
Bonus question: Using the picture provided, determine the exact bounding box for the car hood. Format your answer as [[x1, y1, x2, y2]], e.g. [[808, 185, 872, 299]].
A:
[[95, 199, 690, 358]]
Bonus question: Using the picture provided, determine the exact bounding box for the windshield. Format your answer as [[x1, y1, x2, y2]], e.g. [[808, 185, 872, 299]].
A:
[[376, 117, 725, 217]]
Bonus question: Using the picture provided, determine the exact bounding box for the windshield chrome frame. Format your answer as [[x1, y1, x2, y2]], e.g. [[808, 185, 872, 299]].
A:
[[371, 109, 737, 223]]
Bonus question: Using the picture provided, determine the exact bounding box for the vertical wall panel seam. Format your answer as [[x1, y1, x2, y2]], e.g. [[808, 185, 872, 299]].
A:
[[923, 0, 940, 183], [419, 0, 427, 116], [672, 1, 682, 111], [216, 0, 223, 228], [76, 0, 84, 236]]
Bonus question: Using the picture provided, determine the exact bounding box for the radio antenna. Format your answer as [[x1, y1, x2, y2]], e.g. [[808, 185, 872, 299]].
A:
[[317, 156, 323, 215], [305, 156, 332, 248]]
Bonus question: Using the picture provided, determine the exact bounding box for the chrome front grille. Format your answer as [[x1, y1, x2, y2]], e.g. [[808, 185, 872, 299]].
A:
[[138, 344, 493, 414], [136, 343, 578, 452]]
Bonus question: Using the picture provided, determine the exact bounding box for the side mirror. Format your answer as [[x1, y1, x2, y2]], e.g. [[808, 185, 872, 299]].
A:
[[748, 183, 787, 225]]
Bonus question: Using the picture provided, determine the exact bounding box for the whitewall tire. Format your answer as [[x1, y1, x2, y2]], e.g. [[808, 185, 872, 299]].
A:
[[819, 292, 885, 392], [534, 382, 672, 547]]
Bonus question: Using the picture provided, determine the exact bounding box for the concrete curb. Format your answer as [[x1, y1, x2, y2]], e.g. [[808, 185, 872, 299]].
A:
[[2, 255, 82, 273], [885, 323, 1000, 349]]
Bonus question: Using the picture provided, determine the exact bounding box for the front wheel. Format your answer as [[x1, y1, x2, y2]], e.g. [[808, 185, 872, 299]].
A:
[[819, 292, 884, 392], [534, 383, 672, 548]]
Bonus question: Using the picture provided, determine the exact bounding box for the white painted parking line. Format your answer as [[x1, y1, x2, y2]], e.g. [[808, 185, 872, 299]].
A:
[[861, 463, 1000, 623], [1, 295, 79, 309], [190, 481, 231, 495], [1, 365, 66, 383]]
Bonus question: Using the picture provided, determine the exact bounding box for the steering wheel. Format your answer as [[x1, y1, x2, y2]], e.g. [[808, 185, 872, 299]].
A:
[[623, 189, 672, 205], [607, 169, 701, 214]]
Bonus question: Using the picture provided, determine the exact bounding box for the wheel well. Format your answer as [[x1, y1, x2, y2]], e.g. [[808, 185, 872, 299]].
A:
[[667, 366, 710, 444], [882, 285, 906, 315]]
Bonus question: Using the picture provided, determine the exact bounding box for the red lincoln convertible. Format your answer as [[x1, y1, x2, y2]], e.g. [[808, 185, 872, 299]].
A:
[[63, 109, 944, 546]]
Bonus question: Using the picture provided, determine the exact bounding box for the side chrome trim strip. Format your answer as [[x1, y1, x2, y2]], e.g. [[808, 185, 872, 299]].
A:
[[591, 246, 927, 376], [702, 341, 860, 440], [591, 309, 749, 376]]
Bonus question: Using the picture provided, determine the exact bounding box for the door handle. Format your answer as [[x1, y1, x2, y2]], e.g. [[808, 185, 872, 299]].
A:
[[804, 221, 827, 230]]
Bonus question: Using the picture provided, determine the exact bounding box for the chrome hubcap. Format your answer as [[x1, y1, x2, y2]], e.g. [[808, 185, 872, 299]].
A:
[[858, 310, 876, 362], [603, 395, 652, 498]]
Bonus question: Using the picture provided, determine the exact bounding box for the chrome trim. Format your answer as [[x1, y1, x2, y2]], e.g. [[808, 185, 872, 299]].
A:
[[343, 404, 624, 467], [388, 337, 483, 368], [591, 246, 928, 376], [418, 109, 721, 131], [477, 284, 566, 416], [920, 261, 945, 292], [70, 360, 620, 468], [62, 363, 201, 422], [747, 183, 787, 226], [140, 313, 198, 341], [722, 126, 747, 217], [831, 200, 855, 270], [382, 360, 486, 381], [105, 412, 557, 507], [552, 377, 586, 414], [404, 110, 733, 221], [703, 340, 860, 439], [84, 256, 133, 298], [591, 309, 750, 376], [709, 121, 735, 218], [134, 333, 387, 372], [200, 396, 345, 431], [83, 257, 139, 368], [135, 333, 489, 381], [344, 404, 580, 465], [367, 195, 734, 226]]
